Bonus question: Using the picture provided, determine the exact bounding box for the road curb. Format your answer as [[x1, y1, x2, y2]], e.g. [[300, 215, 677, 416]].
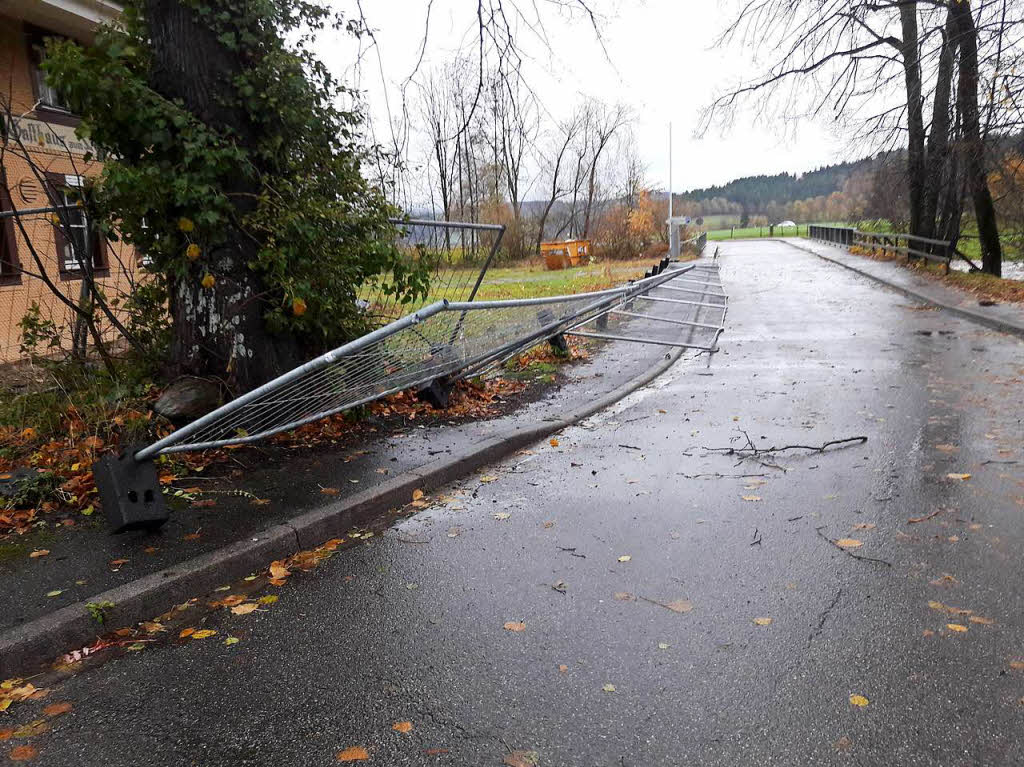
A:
[[0, 342, 688, 678], [785, 239, 1024, 340]]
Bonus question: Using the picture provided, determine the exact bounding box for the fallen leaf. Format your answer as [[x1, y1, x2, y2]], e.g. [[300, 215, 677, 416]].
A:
[[258, 595, 278, 605], [542, 521, 554, 529], [321, 487, 340, 496], [835, 735, 853, 753], [602, 684, 616, 693], [549, 438, 559, 447], [183, 533, 201, 541], [935, 444, 958, 453], [849, 694, 869, 707], [270, 561, 290, 579], [11, 721, 48, 738], [946, 623, 968, 633], [29, 550, 49, 559], [42, 702, 71, 717], [0, 730, 11, 741], [392, 721, 413, 734], [191, 629, 217, 639], [493, 512, 511, 521], [666, 599, 694, 613], [617, 555, 631, 562], [558, 664, 569, 673], [741, 495, 762, 502], [835, 538, 862, 549], [948, 535, 960, 542], [968, 616, 995, 625], [930, 574, 958, 587], [503, 751, 540, 767], [658, 642, 670, 650], [140, 622, 166, 633], [753, 617, 773, 626], [230, 603, 258, 616], [852, 523, 876, 531], [179, 627, 196, 638], [45, 590, 62, 598], [1009, 660, 1024, 671], [424, 748, 450, 756], [336, 746, 369, 762], [219, 595, 246, 607], [946, 473, 971, 481], [613, 592, 634, 601], [503, 621, 526, 632], [479, 475, 498, 483], [412, 489, 424, 501], [9, 745, 38, 762], [223, 637, 240, 646]]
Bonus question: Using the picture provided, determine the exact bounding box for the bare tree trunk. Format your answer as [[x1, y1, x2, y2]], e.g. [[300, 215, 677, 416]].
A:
[[900, 3, 926, 237], [950, 0, 1002, 276], [145, 0, 303, 391], [921, 12, 957, 241]]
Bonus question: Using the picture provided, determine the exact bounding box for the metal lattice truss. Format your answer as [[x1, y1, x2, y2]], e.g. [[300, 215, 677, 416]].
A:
[[135, 257, 725, 460]]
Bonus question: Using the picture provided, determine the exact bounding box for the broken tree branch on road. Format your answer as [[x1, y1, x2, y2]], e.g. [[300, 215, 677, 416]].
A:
[[704, 432, 868, 459]]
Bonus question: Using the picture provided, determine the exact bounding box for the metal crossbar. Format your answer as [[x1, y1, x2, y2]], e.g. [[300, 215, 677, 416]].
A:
[[637, 295, 726, 309], [608, 310, 722, 330]]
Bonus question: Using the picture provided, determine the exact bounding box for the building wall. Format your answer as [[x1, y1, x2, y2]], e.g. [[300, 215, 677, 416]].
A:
[[1, 13, 142, 363]]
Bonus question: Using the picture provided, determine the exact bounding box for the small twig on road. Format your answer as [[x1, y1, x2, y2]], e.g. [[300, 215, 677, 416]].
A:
[[907, 509, 943, 524], [618, 444, 642, 451], [677, 472, 768, 480], [981, 459, 1016, 465], [815, 527, 891, 567], [787, 515, 804, 522], [557, 546, 586, 558], [705, 433, 868, 458]]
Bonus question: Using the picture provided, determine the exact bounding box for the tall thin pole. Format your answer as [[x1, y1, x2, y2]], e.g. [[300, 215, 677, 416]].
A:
[[668, 122, 673, 222]]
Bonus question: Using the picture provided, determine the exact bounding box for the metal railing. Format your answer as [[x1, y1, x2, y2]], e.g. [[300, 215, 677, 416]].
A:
[[808, 225, 963, 274]]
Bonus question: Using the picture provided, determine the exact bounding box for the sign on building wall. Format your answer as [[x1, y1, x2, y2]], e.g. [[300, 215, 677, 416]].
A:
[[2, 116, 98, 158]]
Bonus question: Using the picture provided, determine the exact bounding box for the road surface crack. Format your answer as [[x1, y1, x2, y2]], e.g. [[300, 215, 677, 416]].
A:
[[806, 587, 843, 649]]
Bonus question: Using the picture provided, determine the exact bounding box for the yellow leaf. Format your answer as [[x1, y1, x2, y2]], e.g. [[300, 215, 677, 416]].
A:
[[602, 683, 616, 693], [412, 489, 424, 501], [968, 616, 995, 625], [742, 495, 762, 502], [336, 746, 369, 762], [391, 721, 413, 733], [140, 622, 166, 633], [191, 629, 217, 639], [835, 538, 862, 549], [230, 603, 258, 616], [179, 627, 196, 638], [503, 621, 526, 632], [753, 617, 772, 626], [946, 473, 971, 481], [479, 475, 498, 483], [549, 438, 560, 447], [223, 637, 240, 646], [45, 590, 62, 598], [218, 595, 246, 608], [946, 623, 968, 633], [29, 550, 49, 559], [270, 561, 290, 579], [292, 297, 307, 316], [177, 217, 195, 233], [258, 595, 278, 605], [849, 694, 869, 707], [201, 273, 215, 289], [617, 555, 631, 562], [320, 487, 340, 496], [185, 243, 201, 261]]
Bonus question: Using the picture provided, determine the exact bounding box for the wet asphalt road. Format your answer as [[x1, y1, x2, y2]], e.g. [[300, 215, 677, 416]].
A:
[[9, 240, 1024, 766]]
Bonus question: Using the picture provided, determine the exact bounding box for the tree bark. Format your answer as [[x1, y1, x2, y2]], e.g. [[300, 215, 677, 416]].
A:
[[921, 12, 957, 241], [145, 0, 303, 392], [950, 0, 1002, 276], [899, 3, 926, 237]]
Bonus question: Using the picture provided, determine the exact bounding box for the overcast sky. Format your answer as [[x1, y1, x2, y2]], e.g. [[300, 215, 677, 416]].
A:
[[324, 1, 859, 196]]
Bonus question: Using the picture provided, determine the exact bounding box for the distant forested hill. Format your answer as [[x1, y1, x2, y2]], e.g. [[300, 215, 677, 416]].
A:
[[682, 158, 875, 211]]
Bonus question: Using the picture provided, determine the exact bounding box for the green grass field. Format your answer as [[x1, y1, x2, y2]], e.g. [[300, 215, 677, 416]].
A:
[[706, 225, 808, 241]]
